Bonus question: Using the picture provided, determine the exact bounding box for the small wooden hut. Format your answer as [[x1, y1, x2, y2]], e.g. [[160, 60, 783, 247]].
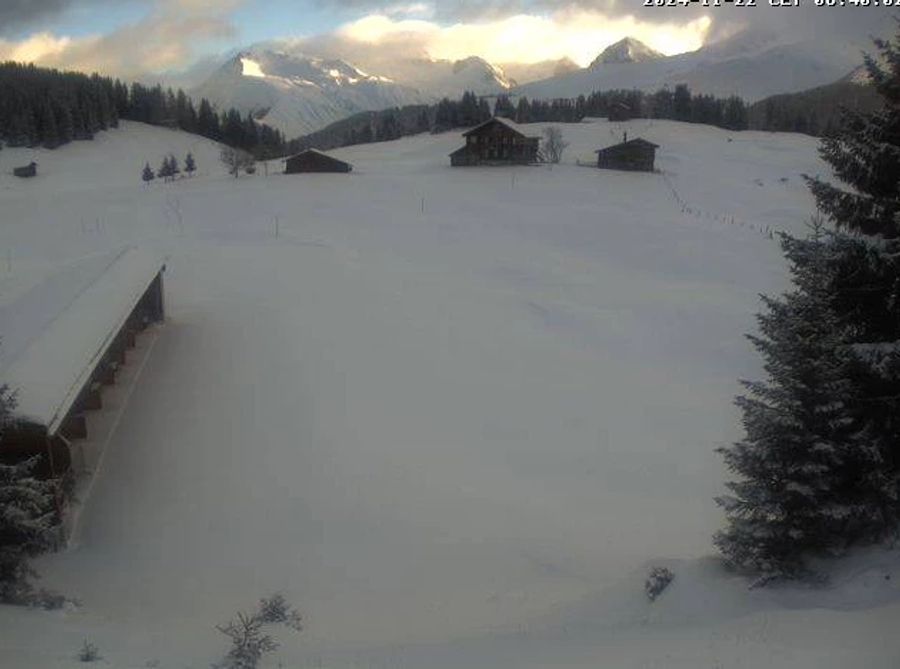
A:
[[285, 149, 352, 174], [595, 136, 658, 172], [13, 162, 37, 178], [450, 117, 540, 167], [608, 102, 634, 122]]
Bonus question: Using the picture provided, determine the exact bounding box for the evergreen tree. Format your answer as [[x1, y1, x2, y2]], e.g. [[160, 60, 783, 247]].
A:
[[142, 162, 155, 183], [719, 28, 900, 583], [515, 96, 531, 124], [715, 223, 866, 581], [158, 156, 172, 182], [673, 84, 691, 122], [0, 378, 57, 604], [494, 95, 515, 118], [185, 152, 196, 176], [807, 31, 900, 239], [805, 26, 900, 536], [169, 154, 180, 178]]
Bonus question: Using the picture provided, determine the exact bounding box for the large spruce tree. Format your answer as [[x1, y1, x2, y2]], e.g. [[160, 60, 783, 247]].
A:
[[718, 26, 900, 582], [806, 25, 900, 537], [715, 225, 862, 581]]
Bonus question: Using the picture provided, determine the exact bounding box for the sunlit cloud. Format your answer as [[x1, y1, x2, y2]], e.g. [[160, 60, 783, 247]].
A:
[[338, 9, 712, 65]]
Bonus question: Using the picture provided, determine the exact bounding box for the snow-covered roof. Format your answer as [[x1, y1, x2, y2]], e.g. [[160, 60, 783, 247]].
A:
[[595, 137, 660, 153], [0, 246, 166, 433], [286, 148, 347, 161], [462, 117, 538, 139]]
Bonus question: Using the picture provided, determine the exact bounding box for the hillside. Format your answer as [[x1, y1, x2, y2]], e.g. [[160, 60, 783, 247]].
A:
[[749, 79, 883, 135], [1, 120, 899, 668]]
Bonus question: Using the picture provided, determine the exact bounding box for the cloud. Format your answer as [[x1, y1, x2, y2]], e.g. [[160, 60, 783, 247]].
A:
[[0, 0, 241, 78], [0, 0, 73, 35], [335, 8, 712, 65], [317, 0, 893, 43]]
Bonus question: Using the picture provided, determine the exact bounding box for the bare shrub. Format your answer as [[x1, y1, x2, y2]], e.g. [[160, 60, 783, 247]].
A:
[[215, 611, 278, 669], [220, 147, 255, 178], [257, 593, 303, 631], [542, 126, 569, 164], [77, 640, 100, 663]]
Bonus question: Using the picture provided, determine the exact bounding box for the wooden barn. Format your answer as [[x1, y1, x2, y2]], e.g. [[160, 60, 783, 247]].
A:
[[608, 102, 634, 122], [0, 247, 166, 490], [13, 162, 37, 178], [450, 117, 540, 167], [285, 149, 352, 174], [595, 136, 659, 172]]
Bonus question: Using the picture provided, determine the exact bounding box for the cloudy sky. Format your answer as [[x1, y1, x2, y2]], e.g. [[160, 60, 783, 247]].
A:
[[0, 0, 891, 79]]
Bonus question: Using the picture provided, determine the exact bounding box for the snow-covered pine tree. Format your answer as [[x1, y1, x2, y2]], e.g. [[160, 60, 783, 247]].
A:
[[805, 25, 900, 537], [141, 162, 155, 184], [169, 154, 180, 178], [185, 152, 196, 176], [0, 375, 57, 604], [158, 156, 172, 182], [715, 222, 862, 581]]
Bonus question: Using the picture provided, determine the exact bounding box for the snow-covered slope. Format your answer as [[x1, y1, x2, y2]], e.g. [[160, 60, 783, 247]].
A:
[[402, 55, 513, 97], [193, 50, 427, 138], [194, 49, 514, 138], [1, 120, 898, 668], [499, 57, 580, 85], [518, 29, 869, 102], [589, 37, 664, 68]]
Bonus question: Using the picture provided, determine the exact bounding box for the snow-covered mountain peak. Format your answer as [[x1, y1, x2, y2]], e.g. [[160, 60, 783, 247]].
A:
[[591, 37, 664, 68], [451, 56, 513, 89]]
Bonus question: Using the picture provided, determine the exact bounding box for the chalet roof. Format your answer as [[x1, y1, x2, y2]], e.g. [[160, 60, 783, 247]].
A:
[[595, 137, 660, 153], [448, 146, 472, 157], [462, 117, 537, 139], [285, 148, 351, 166], [0, 246, 166, 433]]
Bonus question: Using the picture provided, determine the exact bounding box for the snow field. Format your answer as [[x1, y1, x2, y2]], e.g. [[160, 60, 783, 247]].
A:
[[1, 119, 898, 668]]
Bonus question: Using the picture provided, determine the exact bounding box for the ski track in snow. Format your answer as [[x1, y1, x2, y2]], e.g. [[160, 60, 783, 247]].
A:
[[1, 119, 899, 668]]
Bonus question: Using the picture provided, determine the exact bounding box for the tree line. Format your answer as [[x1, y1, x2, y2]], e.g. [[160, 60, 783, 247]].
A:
[[0, 62, 286, 158]]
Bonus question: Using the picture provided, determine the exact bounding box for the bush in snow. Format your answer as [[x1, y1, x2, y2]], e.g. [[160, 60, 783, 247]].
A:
[[0, 378, 58, 604], [645, 567, 674, 601], [215, 611, 278, 669], [220, 147, 255, 178], [257, 593, 303, 631], [77, 640, 100, 662], [541, 126, 569, 164]]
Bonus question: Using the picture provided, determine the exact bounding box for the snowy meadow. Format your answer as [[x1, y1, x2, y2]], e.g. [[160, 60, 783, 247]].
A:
[[1, 119, 898, 668]]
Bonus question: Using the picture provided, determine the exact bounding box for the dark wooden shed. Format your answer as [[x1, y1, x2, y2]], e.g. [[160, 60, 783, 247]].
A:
[[13, 162, 37, 178], [608, 102, 634, 122], [285, 149, 352, 174], [595, 136, 659, 172], [450, 117, 540, 167]]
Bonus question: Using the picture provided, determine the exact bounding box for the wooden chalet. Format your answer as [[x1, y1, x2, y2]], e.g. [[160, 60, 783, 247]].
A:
[[13, 162, 37, 178], [285, 149, 352, 174], [0, 247, 166, 484], [595, 135, 659, 172], [450, 117, 540, 167]]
